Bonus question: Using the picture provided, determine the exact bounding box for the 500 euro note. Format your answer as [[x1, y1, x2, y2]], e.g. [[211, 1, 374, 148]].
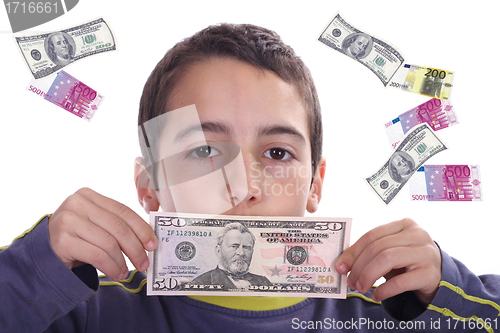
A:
[[409, 165, 482, 201], [27, 70, 103, 121], [147, 213, 351, 298], [385, 98, 458, 149]]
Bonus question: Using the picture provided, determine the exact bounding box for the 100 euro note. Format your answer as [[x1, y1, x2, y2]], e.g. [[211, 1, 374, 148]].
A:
[[409, 165, 482, 201], [389, 64, 454, 100], [385, 98, 458, 149], [147, 213, 351, 298], [365, 123, 448, 205], [318, 12, 405, 86]]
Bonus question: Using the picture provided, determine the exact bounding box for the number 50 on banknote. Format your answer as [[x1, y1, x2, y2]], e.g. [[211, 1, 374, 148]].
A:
[[147, 213, 351, 298]]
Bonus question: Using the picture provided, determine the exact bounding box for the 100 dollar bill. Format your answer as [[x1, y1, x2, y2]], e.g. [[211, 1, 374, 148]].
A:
[[14, 17, 116, 79], [409, 165, 482, 201], [318, 12, 405, 86], [365, 123, 448, 205], [147, 213, 351, 298], [389, 64, 454, 100]]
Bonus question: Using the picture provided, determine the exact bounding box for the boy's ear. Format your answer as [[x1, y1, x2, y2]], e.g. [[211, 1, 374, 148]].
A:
[[134, 157, 160, 214], [306, 156, 326, 213]]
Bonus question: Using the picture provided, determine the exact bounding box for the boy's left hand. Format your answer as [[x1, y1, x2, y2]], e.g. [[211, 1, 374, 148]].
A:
[[335, 218, 441, 305]]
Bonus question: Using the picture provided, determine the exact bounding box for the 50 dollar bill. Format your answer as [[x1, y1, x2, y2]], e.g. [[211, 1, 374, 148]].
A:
[[147, 213, 351, 298], [365, 123, 448, 205]]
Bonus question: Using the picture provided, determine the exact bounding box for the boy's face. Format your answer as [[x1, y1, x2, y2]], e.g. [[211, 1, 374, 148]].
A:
[[137, 57, 325, 217]]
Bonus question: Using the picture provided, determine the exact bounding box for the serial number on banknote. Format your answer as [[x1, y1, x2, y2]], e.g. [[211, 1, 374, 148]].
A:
[[287, 266, 334, 273], [161, 229, 213, 238]]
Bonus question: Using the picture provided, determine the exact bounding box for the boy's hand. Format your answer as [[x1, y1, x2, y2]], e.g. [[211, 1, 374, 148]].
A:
[[48, 188, 157, 281], [335, 218, 441, 305]]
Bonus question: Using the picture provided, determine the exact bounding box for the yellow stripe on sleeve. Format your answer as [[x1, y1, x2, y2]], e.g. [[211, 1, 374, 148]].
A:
[[439, 281, 500, 315], [0, 214, 51, 250], [346, 292, 381, 305], [99, 270, 147, 294], [428, 304, 495, 333]]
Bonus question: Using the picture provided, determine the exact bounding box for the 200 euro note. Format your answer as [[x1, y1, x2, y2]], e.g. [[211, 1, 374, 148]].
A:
[[147, 213, 351, 298], [389, 64, 454, 100]]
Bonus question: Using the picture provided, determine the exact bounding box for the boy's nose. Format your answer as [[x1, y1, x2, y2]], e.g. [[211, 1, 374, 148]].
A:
[[225, 152, 263, 210]]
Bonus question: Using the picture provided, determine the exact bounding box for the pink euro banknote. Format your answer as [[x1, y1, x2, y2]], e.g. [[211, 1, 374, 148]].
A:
[[27, 70, 104, 121], [409, 165, 482, 201], [385, 98, 458, 149]]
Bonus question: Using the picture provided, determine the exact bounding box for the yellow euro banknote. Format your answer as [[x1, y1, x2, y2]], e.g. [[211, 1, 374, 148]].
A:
[[389, 64, 454, 100]]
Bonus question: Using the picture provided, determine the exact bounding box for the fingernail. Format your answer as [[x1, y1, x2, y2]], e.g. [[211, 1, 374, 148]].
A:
[[337, 262, 347, 274], [371, 291, 379, 302], [115, 271, 127, 281], [146, 239, 156, 251], [140, 258, 150, 271], [347, 277, 354, 290], [356, 281, 363, 292]]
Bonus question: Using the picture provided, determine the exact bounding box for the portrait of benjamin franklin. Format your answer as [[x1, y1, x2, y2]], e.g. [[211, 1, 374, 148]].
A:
[[388, 151, 415, 183], [341, 32, 373, 59], [44, 32, 75, 66]]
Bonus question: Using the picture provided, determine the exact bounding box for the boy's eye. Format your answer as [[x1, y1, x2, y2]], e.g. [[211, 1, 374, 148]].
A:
[[264, 148, 292, 160], [190, 145, 220, 158]]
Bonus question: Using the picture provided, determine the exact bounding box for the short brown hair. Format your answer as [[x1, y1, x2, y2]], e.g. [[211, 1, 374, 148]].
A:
[[138, 23, 322, 178]]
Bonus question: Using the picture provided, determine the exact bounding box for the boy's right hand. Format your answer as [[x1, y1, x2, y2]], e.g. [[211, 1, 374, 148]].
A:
[[48, 188, 158, 281]]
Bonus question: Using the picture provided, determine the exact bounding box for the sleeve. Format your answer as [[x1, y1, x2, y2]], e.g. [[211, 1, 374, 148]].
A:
[[382, 246, 500, 331], [0, 215, 98, 332]]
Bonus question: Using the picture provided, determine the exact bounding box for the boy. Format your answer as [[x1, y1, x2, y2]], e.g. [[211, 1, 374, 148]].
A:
[[1, 23, 499, 332]]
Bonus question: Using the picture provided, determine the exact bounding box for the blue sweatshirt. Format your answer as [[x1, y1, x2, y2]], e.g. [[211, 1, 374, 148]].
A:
[[1, 216, 499, 332]]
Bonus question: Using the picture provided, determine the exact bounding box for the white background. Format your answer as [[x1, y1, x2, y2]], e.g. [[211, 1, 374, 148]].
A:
[[1, 0, 498, 277]]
